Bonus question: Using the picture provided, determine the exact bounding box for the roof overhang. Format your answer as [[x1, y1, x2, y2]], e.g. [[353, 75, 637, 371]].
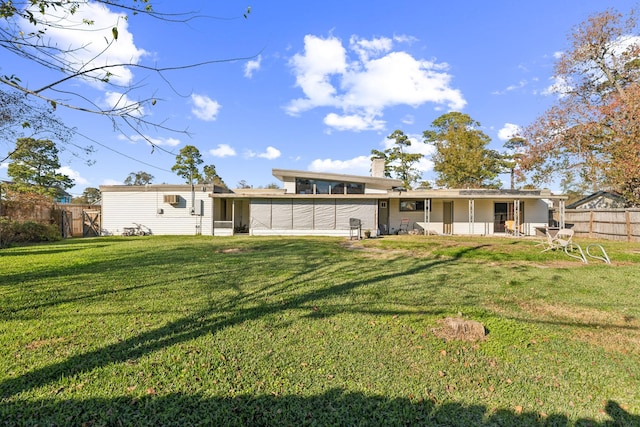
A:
[[210, 188, 567, 200], [271, 168, 403, 188]]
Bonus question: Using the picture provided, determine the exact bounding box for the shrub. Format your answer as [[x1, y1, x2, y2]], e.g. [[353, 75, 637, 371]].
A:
[[0, 218, 61, 248]]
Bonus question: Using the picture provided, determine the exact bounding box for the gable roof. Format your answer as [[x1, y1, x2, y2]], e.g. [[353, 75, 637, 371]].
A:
[[566, 190, 626, 209]]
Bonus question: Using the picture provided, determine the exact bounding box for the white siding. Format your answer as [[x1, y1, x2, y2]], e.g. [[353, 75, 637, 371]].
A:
[[101, 188, 213, 236]]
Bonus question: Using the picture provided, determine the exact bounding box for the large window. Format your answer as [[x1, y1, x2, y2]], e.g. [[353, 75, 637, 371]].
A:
[[295, 178, 365, 195], [296, 179, 313, 194], [400, 199, 431, 211]]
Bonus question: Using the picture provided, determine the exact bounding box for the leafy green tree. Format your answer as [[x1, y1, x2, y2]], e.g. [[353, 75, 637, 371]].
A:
[[370, 130, 423, 190], [423, 112, 501, 189], [172, 145, 203, 185], [72, 187, 102, 204], [237, 180, 251, 189], [124, 171, 154, 186], [201, 164, 227, 188], [7, 138, 73, 196]]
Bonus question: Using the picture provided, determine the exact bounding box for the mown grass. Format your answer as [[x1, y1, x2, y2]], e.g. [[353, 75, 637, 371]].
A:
[[1, 235, 639, 426]]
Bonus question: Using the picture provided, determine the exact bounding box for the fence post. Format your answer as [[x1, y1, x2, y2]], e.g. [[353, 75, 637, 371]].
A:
[[589, 210, 594, 238], [627, 210, 632, 242]]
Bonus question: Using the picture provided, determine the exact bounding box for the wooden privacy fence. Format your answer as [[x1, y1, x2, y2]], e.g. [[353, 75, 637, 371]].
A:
[[565, 209, 640, 242], [2, 202, 101, 238]]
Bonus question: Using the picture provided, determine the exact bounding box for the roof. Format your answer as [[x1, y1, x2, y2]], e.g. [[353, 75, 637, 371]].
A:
[[566, 190, 626, 209], [100, 184, 231, 193], [210, 187, 567, 200], [271, 168, 403, 188]]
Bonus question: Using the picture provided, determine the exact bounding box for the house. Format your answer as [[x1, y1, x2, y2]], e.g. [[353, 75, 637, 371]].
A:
[[55, 189, 72, 204], [100, 160, 567, 237], [566, 191, 626, 209]]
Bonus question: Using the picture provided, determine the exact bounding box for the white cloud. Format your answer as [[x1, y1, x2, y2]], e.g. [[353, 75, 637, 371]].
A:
[[1, 162, 9, 170], [308, 156, 371, 175], [245, 146, 281, 160], [57, 166, 89, 185], [210, 144, 237, 157], [323, 113, 385, 132], [307, 133, 436, 179], [25, 2, 147, 86], [492, 80, 528, 95], [349, 35, 393, 62], [497, 123, 522, 141], [191, 94, 221, 121], [258, 146, 281, 160], [542, 75, 572, 97], [244, 55, 262, 78], [123, 134, 181, 147], [286, 34, 465, 132], [104, 91, 145, 116], [402, 115, 415, 125]]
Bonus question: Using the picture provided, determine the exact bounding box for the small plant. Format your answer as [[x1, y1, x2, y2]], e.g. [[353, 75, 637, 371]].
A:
[[364, 229, 371, 238]]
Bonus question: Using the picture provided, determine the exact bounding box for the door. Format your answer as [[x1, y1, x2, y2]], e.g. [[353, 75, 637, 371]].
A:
[[378, 200, 389, 234], [443, 201, 453, 234], [494, 203, 508, 233]]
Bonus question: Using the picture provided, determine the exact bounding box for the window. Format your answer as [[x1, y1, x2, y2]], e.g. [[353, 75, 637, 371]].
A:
[[346, 183, 364, 194], [296, 179, 313, 194], [400, 200, 431, 211], [295, 178, 365, 194]]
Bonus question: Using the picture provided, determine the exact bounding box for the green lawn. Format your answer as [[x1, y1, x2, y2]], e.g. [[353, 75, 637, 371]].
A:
[[1, 235, 639, 426]]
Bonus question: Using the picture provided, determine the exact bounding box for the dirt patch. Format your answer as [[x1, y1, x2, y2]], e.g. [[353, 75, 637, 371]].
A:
[[432, 317, 487, 342], [25, 337, 66, 350], [216, 247, 246, 254], [493, 301, 640, 354]]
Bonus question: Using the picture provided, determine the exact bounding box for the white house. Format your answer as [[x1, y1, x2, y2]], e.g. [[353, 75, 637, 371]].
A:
[[100, 161, 567, 237]]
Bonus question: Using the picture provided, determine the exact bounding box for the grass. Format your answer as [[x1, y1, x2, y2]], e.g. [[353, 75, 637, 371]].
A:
[[1, 234, 640, 426]]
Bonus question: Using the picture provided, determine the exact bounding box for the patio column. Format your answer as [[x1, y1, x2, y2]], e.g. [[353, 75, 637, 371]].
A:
[[468, 199, 475, 234], [232, 199, 236, 235], [559, 199, 565, 228], [423, 198, 431, 235], [211, 197, 215, 236], [513, 199, 521, 236]]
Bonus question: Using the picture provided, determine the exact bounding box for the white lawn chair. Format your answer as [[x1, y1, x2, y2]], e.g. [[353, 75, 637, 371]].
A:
[[541, 228, 587, 263]]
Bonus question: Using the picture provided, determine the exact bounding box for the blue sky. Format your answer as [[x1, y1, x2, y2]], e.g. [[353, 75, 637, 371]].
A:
[[1, 0, 637, 195]]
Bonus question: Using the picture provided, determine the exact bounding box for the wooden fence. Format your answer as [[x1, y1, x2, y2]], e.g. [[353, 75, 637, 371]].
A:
[[565, 209, 640, 242], [1, 201, 101, 238]]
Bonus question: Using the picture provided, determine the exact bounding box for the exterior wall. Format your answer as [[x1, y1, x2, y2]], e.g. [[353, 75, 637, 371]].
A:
[[386, 198, 550, 236], [248, 198, 377, 237], [101, 187, 213, 236]]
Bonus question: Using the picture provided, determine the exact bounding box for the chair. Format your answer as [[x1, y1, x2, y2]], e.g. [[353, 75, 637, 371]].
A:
[[541, 228, 587, 263], [505, 220, 516, 235], [399, 218, 410, 233]]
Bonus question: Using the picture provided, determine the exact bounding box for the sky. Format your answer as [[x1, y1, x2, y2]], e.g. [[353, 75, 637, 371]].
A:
[[1, 0, 638, 196]]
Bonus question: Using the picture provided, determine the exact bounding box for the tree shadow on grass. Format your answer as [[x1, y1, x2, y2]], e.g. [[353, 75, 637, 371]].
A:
[[1, 390, 637, 426], [4, 239, 636, 425], [0, 256, 452, 400]]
